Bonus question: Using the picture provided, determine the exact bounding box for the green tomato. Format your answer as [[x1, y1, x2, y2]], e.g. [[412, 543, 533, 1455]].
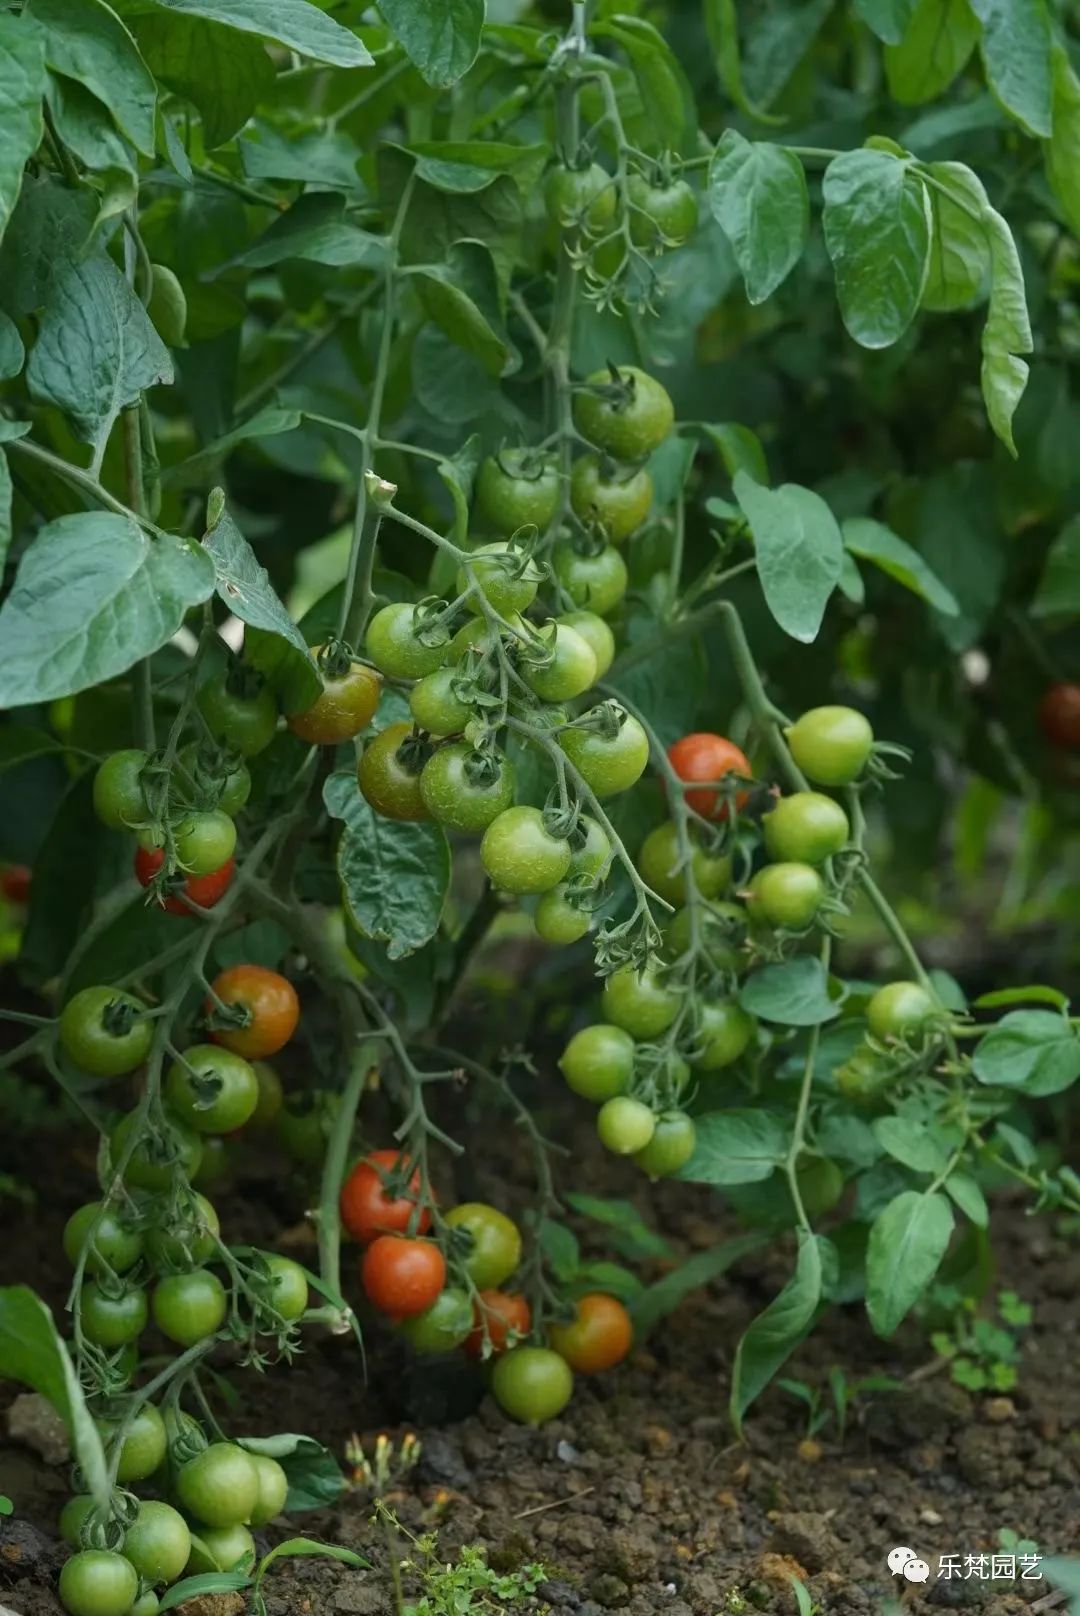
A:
[[123, 1501, 191, 1586], [364, 603, 446, 679], [664, 900, 746, 969], [148, 262, 187, 346], [165, 1044, 259, 1135], [175, 743, 251, 818], [568, 814, 611, 878], [357, 721, 429, 821], [481, 806, 571, 894], [63, 1202, 143, 1276], [545, 163, 616, 233], [521, 622, 598, 702], [796, 1156, 845, 1219], [762, 792, 850, 865], [60, 1496, 98, 1549], [186, 1522, 256, 1574], [132, 1593, 161, 1616], [80, 1282, 147, 1348], [59, 987, 153, 1079], [152, 1269, 227, 1347], [419, 743, 516, 833], [597, 1095, 656, 1155], [559, 1023, 635, 1102], [249, 1061, 284, 1130], [197, 677, 277, 759], [92, 750, 149, 830], [694, 1000, 756, 1070], [558, 611, 615, 679], [746, 862, 824, 930], [866, 980, 937, 1041], [559, 711, 649, 798], [601, 963, 680, 1039], [59, 1550, 138, 1616], [573, 367, 675, 461], [627, 175, 698, 249], [445, 1202, 522, 1288], [146, 1192, 220, 1270], [492, 1346, 574, 1424], [553, 542, 628, 617], [248, 1454, 289, 1527], [98, 1403, 167, 1484], [785, 706, 874, 787], [258, 1253, 309, 1322], [634, 1111, 696, 1178], [399, 1286, 474, 1353], [535, 885, 591, 945], [638, 820, 731, 905], [173, 811, 237, 877], [275, 1091, 337, 1168], [569, 456, 653, 545], [409, 666, 473, 736], [193, 1134, 232, 1192], [445, 613, 526, 665], [110, 1111, 204, 1193], [177, 1442, 260, 1528], [473, 459, 559, 541]]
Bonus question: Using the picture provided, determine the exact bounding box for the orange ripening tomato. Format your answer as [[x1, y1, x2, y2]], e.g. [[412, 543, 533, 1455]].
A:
[[206, 965, 299, 1060], [1039, 682, 1080, 750], [135, 847, 235, 915], [464, 1290, 531, 1358], [361, 1236, 445, 1317], [667, 732, 751, 819], [548, 1292, 633, 1374], [1, 865, 31, 903], [340, 1149, 432, 1244]]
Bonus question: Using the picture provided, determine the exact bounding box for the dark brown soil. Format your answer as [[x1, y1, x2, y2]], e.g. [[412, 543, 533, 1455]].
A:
[[2, 1097, 1078, 1616]]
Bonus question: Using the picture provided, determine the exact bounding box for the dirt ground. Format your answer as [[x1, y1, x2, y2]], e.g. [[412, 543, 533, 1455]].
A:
[[2, 1089, 1078, 1616]]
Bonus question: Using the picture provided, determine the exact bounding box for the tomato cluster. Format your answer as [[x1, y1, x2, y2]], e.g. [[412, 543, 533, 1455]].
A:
[[543, 157, 698, 305], [339, 1151, 633, 1423]]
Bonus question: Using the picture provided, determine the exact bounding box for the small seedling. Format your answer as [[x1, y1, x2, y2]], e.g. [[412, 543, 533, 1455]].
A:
[[789, 1575, 822, 1616], [930, 1290, 1032, 1392], [779, 1366, 902, 1444]]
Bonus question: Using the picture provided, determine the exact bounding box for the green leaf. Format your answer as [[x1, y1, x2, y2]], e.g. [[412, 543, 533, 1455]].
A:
[[853, 0, 914, 42], [972, 1010, 1080, 1097], [164, 406, 303, 488], [238, 1434, 346, 1512], [733, 471, 843, 642], [562, 1193, 672, 1260], [945, 1173, 989, 1229], [738, 956, 842, 1026], [412, 321, 502, 424], [872, 1116, 950, 1174], [915, 464, 1003, 652], [630, 1235, 765, 1338], [157, 1573, 253, 1612], [573, 1262, 643, 1301], [0, 512, 215, 706], [677, 1110, 789, 1185], [842, 518, 959, 615], [703, 422, 769, 485], [884, 0, 978, 104], [253, 1537, 367, 1598], [413, 241, 513, 378], [974, 984, 1068, 1009], [324, 771, 449, 960], [969, 0, 1052, 138], [228, 194, 386, 271], [822, 150, 931, 349], [27, 0, 156, 155], [0, 311, 24, 381], [0, 1286, 109, 1508], [920, 162, 992, 313], [539, 1218, 580, 1281], [1045, 46, 1080, 239], [707, 132, 808, 306], [730, 1233, 824, 1433], [593, 17, 697, 156], [202, 502, 320, 715], [26, 251, 173, 461], [239, 124, 362, 190], [148, 0, 373, 67], [45, 75, 137, 177], [132, 10, 273, 149], [376, 0, 483, 88], [703, 0, 784, 124], [406, 141, 550, 197], [741, 0, 833, 109], [979, 187, 1032, 456], [1032, 514, 1080, 617], [866, 1190, 953, 1336], [0, 449, 10, 573], [437, 434, 483, 546], [0, 14, 47, 246]]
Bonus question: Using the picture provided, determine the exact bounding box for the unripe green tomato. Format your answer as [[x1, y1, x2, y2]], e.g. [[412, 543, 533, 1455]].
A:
[[535, 885, 591, 945], [177, 1442, 260, 1528], [597, 1095, 656, 1155], [746, 862, 824, 930], [249, 1061, 284, 1129], [601, 963, 680, 1039], [627, 175, 698, 249], [186, 1522, 256, 1574], [122, 1500, 191, 1586], [473, 459, 559, 541], [63, 1202, 143, 1276], [399, 1286, 474, 1353], [59, 1496, 97, 1548], [444, 1202, 522, 1288], [364, 603, 445, 679], [762, 792, 850, 865], [445, 613, 525, 665], [193, 1133, 232, 1192], [573, 367, 675, 461], [521, 623, 597, 702], [146, 1192, 219, 1270], [59, 1549, 138, 1616], [638, 820, 731, 905], [59, 986, 153, 1079], [559, 1023, 635, 1102], [866, 980, 937, 1041], [131, 1594, 160, 1616], [249, 1454, 289, 1527], [558, 610, 615, 678], [663, 902, 744, 972], [98, 1403, 167, 1484], [110, 1111, 204, 1192], [492, 1345, 574, 1424], [409, 666, 473, 736], [568, 814, 611, 878], [357, 721, 428, 821], [419, 743, 516, 833], [545, 162, 616, 233], [569, 456, 653, 545], [634, 1110, 696, 1178], [165, 1044, 259, 1135], [559, 712, 649, 799], [152, 1268, 228, 1347], [148, 263, 188, 346], [481, 806, 571, 894], [553, 542, 628, 617], [795, 1156, 845, 1219], [259, 1253, 309, 1322], [173, 811, 237, 877], [176, 743, 250, 818], [80, 1282, 147, 1348], [197, 678, 278, 759], [785, 706, 874, 787], [92, 749, 149, 829], [695, 1000, 756, 1070], [458, 540, 541, 617]]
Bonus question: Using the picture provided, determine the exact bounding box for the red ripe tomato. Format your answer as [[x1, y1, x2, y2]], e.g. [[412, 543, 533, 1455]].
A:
[[205, 965, 299, 1059], [465, 1290, 531, 1358], [1039, 682, 1080, 749], [548, 1292, 633, 1374], [667, 733, 751, 819], [135, 846, 235, 914], [340, 1150, 431, 1244], [361, 1235, 445, 1317], [1, 865, 31, 903]]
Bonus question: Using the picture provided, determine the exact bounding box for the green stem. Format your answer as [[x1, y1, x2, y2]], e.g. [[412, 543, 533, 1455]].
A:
[[315, 1038, 378, 1329], [237, 286, 377, 420], [6, 437, 166, 536]]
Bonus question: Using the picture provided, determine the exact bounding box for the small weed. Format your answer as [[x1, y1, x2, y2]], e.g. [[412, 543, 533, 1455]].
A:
[[789, 1575, 822, 1616], [779, 1366, 902, 1443], [930, 1289, 1032, 1393]]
